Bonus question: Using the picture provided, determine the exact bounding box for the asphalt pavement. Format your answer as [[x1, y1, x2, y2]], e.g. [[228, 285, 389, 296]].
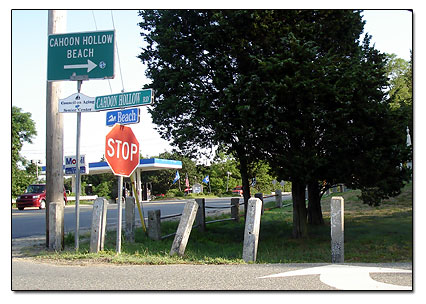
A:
[[12, 258, 412, 291]]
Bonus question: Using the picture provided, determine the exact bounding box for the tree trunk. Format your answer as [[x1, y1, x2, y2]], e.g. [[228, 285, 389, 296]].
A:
[[291, 180, 308, 238], [238, 153, 251, 219], [307, 181, 325, 225]]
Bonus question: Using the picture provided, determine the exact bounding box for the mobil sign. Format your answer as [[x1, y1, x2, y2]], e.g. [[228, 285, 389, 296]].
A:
[[105, 124, 140, 177], [64, 155, 88, 175]]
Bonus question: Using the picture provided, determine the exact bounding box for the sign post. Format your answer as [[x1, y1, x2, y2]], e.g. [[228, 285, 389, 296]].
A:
[[74, 80, 83, 250], [49, 28, 116, 250], [105, 124, 140, 253]]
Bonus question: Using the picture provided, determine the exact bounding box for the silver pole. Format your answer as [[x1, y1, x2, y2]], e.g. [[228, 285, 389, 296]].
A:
[[75, 80, 82, 250], [117, 176, 123, 253]]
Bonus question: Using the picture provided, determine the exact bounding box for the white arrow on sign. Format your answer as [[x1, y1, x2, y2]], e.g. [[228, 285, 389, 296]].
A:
[[259, 264, 412, 290], [64, 59, 97, 73]]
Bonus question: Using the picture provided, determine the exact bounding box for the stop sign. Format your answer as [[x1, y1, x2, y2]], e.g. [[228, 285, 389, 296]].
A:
[[105, 124, 140, 177]]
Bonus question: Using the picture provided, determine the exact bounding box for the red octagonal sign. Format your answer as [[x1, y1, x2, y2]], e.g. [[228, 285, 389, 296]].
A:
[[105, 124, 140, 177]]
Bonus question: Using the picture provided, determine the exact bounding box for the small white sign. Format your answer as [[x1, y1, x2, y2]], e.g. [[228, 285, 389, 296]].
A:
[[59, 93, 96, 113]]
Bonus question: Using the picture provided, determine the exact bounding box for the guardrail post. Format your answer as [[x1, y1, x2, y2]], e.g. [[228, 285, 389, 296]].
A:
[[125, 196, 136, 242], [231, 198, 240, 222], [331, 196, 344, 263], [242, 198, 262, 262], [90, 197, 108, 253], [195, 198, 206, 232], [275, 189, 282, 208], [170, 200, 199, 257], [255, 193, 264, 215], [148, 209, 162, 241], [49, 201, 64, 251]]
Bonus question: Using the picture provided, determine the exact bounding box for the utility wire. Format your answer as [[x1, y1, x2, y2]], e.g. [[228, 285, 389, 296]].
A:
[[110, 10, 125, 93], [92, 10, 113, 94]]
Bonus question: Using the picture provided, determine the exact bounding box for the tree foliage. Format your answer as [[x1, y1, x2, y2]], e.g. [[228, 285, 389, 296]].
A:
[[12, 106, 37, 196], [137, 10, 411, 238]]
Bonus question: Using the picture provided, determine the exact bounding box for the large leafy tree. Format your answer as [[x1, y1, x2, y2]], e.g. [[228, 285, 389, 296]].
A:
[[138, 10, 411, 238], [138, 10, 272, 212], [249, 11, 411, 234], [12, 106, 37, 196]]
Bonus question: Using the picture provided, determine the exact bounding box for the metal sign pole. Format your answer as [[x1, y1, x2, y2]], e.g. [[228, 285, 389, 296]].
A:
[[116, 175, 123, 253], [75, 80, 82, 250]]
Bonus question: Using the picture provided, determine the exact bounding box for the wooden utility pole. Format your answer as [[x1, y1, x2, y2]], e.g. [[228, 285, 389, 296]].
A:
[[45, 10, 66, 248]]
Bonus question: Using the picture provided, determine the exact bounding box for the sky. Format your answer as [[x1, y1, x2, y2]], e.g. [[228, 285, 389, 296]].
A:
[[11, 9, 413, 167]]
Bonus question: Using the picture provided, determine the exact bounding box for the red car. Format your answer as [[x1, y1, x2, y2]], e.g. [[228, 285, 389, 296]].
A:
[[16, 184, 67, 210], [232, 186, 243, 196]]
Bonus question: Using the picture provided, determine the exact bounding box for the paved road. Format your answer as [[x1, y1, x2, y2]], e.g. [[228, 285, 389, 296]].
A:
[[12, 259, 412, 290], [12, 195, 291, 238]]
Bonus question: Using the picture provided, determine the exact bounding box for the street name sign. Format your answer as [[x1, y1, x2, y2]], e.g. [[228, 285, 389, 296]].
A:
[[59, 93, 96, 113], [106, 108, 140, 127], [95, 89, 153, 111], [47, 30, 115, 81], [64, 155, 88, 175]]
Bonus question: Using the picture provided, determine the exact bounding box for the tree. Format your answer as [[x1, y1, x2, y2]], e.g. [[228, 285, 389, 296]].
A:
[[253, 11, 411, 232], [384, 53, 412, 140], [138, 10, 411, 239], [138, 10, 273, 212], [12, 106, 37, 196]]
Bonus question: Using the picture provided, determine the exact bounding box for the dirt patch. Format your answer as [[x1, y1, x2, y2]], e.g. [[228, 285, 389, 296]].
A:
[[12, 236, 46, 259]]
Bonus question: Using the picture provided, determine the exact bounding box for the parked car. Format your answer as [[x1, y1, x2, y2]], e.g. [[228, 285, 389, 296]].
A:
[[184, 187, 192, 195], [16, 184, 67, 210], [232, 186, 243, 196]]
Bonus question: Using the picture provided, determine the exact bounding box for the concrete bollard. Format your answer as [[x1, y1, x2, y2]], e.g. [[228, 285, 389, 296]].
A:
[[231, 198, 240, 222], [90, 197, 108, 253], [275, 189, 282, 208], [125, 196, 136, 242], [170, 200, 199, 257], [49, 201, 64, 251], [195, 198, 206, 232], [331, 196, 344, 263], [242, 198, 262, 262], [148, 209, 162, 241]]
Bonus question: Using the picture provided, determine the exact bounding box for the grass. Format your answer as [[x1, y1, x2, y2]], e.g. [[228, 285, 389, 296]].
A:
[[34, 182, 412, 265]]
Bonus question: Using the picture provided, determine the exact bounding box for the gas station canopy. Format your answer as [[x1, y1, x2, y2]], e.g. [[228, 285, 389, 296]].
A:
[[41, 158, 182, 175]]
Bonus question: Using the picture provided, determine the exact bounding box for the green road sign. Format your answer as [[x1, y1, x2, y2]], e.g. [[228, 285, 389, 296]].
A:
[[47, 30, 115, 81], [95, 89, 154, 111]]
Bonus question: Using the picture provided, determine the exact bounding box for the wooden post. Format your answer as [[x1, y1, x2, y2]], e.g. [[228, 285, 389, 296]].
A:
[[242, 198, 262, 262], [170, 200, 198, 257], [45, 10, 66, 248], [125, 196, 135, 242], [48, 202, 64, 251], [231, 198, 240, 222], [89, 197, 106, 253], [195, 198, 206, 232], [255, 193, 264, 215], [275, 189, 282, 208], [331, 196, 344, 263], [148, 209, 162, 241], [99, 198, 108, 251], [90, 198, 108, 253]]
